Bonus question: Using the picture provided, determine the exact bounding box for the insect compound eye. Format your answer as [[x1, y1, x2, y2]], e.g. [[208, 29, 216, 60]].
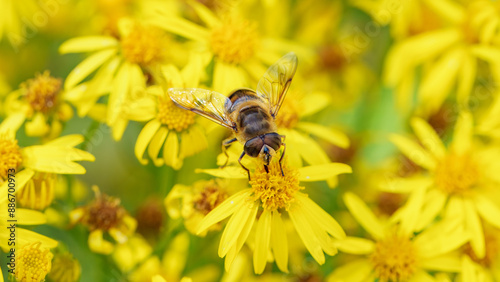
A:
[[263, 133, 282, 151], [244, 137, 263, 157]]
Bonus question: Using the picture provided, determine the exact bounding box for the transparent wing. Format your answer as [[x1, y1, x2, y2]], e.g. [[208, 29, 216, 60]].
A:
[[256, 52, 298, 118], [168, 88, 235, 130]]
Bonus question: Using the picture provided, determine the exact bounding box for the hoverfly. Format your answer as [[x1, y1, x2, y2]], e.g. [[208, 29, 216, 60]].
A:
[[168, 52, 298, 179]]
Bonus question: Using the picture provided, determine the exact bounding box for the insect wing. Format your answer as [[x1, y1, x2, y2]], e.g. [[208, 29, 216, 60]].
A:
[[256, 52, 298, 118], [168, 88, 234, 129]]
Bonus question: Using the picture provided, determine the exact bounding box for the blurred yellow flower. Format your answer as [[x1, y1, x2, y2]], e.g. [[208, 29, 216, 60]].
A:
[[0, 0, 38, 48], [70, 186, 137, 254], [131, 64, 208, 169], [198, 159, 351, 274], [4, 71, 73, 139], [17, 172, 55, 210], [48, 252, 82, 282], [328, 192, 468, 282], [385, 0, 500, 115], [460, 225, 500, 281], [384, 112, 500, 259], [15, 241, 53, 282], [149, 1, 291, 94], [165, 178, 230, 236], [59, 18, 174, 140]]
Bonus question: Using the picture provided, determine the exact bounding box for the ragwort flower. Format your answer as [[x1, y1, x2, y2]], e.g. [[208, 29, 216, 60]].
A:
[[197, 158, 351, 273], [383, 112, 500, 259], [327, 192, 469, 282], [70, 186, 137, 254], [4, 71, 73, 139]]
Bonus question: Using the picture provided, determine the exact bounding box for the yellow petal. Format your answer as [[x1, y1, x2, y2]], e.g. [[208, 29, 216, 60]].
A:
[[335, 236, 375, 255], [188, 0, 220, 28], [451, 111, 473, 155], [0, 169, 34, 203], [25, 112, 49, 137], [460, 256, 476, 282], [378, 176, 433, 193], [196, 166, 248, 179], [16, 208, 46, 225], [474, 194, 500, 229], [343, 192, 384, 240], [398, 185, 427, 237], [127, 96, 157, 122], [148, 127, 168, 167], [218, 198, 258, 257], [0, 112, 25, 136], [410, 117, 446, 160], [289, 202, 325, 265], [471, 45, 500, 64], [16, 228, 58, 249], [197, 189, 251, 235], [271, 211, 288, 273], [389, 134, 436, 171], [253, 210, 271, 274], [107, 62, 129, 125], [59, 36, 118, 54], [296, 192, 345, 239], [88, 230, 114, 254], [22, 145, 94, 174], [65, 49, 117, 90], [416, 189, 447, 231], [420, 254, 461, 272], [423, 0, 465, 24], [296, 122, 350, 149], [163, 131, 182, 170], [300, 91, 330, 117], [135, 119, 161, 165], [456, 50, 476, 104], [464, 198, 485, 258], [296, 133, 331, 165], [214, 61, 247, 95], [150, 15, 209, 41], [326, 259, 372, 282], [298, 163, 352, 182]]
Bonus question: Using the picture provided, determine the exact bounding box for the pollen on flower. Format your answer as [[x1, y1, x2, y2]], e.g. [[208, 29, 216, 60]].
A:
[[434, 153, 479, 195], [0, 135, 23, 180], [250, 159, 303, 211], [210, 18, 258, 64], [121, 24, 165, 65], [370, 231, 418, 282], [157, 96, 196, 132], [22, 71, 62, 113], [18, 173, 56, 210], [193, 179, 228, 215], [275, 98, 300, 129], [83, 187, 125, 231], [15, 241, 53, 282]]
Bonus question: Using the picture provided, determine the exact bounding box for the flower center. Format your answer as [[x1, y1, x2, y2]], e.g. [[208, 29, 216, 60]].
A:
[[193, 179, 228, 215], [22, 71, 61, 114], [434, 153, 479, 195], [0, 136, 23, 180], [464, 229, 499, 268], [15, 242, 53, 282], [318, 44, 348, 71], [250, 160, 303, 211], [370, 232, 418, 282], [18, 173, 56, 210], [86, 193, 124, 231], [275, 97, 300, 129], [135, 198, 164, 236], [210, 18, 258, 64], [48, 253, 81, 282], [121, 24, 165, 65], [157, 96, 196, 132]]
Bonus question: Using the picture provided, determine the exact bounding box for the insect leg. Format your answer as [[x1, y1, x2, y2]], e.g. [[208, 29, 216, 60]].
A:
[[279, 143, 286, 176], [238, 151, 251, 181], [221, 137, 237, 168]]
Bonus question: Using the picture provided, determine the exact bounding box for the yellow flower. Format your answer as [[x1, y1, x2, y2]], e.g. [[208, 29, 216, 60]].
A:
[[59, 18, 175, 140], [48, 252, 82, 282], [129, 232, 220, 282], [70, 186, 137, 254], [4, 71, 73, 139], [383, 112, 500, 259], [17, 172, 56, 210], [384, 0, 500, 116], [0, 0, 39, 48], [459, 225, 500, 281], [131, 64, 208, 169], [166, 178, 229, 236], [327, 192, 469, 282], [112, 235, 153, 273], [149, 1, 293, 94], [15, 241, 53, 282], [197, 158, 351, 274]]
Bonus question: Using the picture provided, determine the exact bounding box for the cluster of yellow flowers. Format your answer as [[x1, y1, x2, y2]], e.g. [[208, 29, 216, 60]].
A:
[[1, 0, 500, 281]]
